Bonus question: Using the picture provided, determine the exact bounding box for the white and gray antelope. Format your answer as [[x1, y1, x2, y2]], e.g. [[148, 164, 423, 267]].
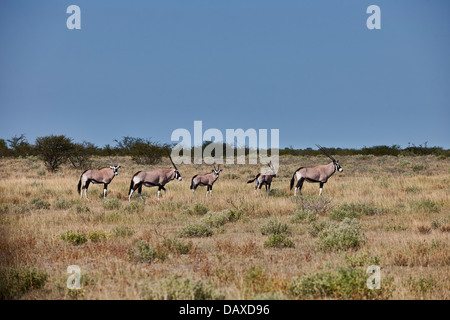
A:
[[190, 165, 223, 197], [77, 161, 122, 199], [247, 161, 276, 195], [128, 154, 182, 201], [290, 145, 343, 196]]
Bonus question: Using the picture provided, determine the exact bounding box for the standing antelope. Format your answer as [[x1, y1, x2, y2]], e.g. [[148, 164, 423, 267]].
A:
[[290, 145, 343, 196], [77, 159, 122, 199], [128, 153, 182, 201], [190, 165, 223, 197], [247, 161, 276, 195]]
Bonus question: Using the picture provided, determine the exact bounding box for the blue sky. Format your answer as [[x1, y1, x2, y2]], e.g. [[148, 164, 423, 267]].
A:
[[0, 0, 449, 149]]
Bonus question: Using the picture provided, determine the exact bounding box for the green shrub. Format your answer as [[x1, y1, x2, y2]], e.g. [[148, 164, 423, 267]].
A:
[[72, 204, 90, 214], [112, 225, 135, 237], [411, 199, 440, 213], [123, 202, 144, 214], [344, 253, 381, 268], [54, 198, 73, 210], [0, 267, 48, 299], [260, 218, 291, 236], [178, 223, 213, 238], [201, 210, 232, 228], [37, 170, 46, 176], [289, 267, 393, 300], [291, 209, 318, 224], [268, 189, 287, 197], [60, 230, 87, 245], [86, 230, 108, 242], [329, 208, 361, 221], [0, 204, 9, 214], [406, 276, 437, 296], [308, 220, 330, 237], [162, 238, 193, 255], [101, 197, 121, 210], [130, 240, 168, 263], [29, 197, 50, 210], [183, 203, 209, 216], [338, 203, 381, 217], [264, 234, 295, 248], [318, 218, 365, 251], [142, 276, 224, 300], [412, 164, 425, 172]]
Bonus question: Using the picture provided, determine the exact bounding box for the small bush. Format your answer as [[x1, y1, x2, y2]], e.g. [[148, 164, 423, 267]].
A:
[[54, 198, 73, 210], [37, 170, 46, 176], [406, 276, 437, 297], [29, 197, 51, 210], [412, 164, 425, 172], [72, 205, 90, 214], [162, 238, 193, 255], [112, 225, 135, 238], [101, 198, 121, 210], [264, 234, 295, 248], [338, 203, 381, 217], [289, 267, 393, 300], [201, 210, 234, 228], [344, 253, 381, 268], [260, 218, 291, 236], [291, 209, 318, 224], [0, 204, 9, 214], [142, 276, 224, 300], [318, 218, 365, 251], [60, 230, 87, 245], [329, 208, 361, 221], [130, 240, 168, 263], [178, 223, 213, 238], [183, 203, 209, 216], [0, 267, 48, 299], [411, 199, 440, 213], [308, 220, 330, 237], [268, 189, 287, 197], [86, 230, 108, 242], [123, 202, 144, 214]]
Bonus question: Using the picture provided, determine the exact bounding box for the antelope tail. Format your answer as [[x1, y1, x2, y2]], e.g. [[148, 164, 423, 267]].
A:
[[290, 172, 296, 190], [190, 175, 198, 189], [247, 173, 260, 184], [128, 179, 134, 196], [77, 170, 88, 193]]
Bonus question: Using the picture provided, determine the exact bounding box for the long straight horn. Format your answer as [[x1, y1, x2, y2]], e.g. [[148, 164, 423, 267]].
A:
[[316, 144, 336, 162], [167, 150, 178, 170], [115, 154, 119, 166]]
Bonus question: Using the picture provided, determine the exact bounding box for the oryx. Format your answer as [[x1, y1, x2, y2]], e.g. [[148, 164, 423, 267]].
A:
[[190, 165, 223, 197], [128, 153, 182, 201], [77, 157, 122, 199], [247, 161, 276, 195], [290, 145, 343, 196]]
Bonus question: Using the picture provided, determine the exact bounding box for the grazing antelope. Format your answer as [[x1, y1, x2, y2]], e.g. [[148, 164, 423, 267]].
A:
[[290, 145, 343, 196], [128, 153, 182, 201], [190, 165, 223, 197], [247, 161, 276, 195], [77, 158, 122, 199]]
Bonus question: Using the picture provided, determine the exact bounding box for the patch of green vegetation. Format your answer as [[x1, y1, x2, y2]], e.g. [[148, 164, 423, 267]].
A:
[[101, 197, 121, 210], [182, 203, 209, 216], [318, 218, 366, 251], [54, 198, 73, 210], [29, 197, 50, 210], [291, 209, 318, 224], [112, 225, 135, 237], [60, 230, 87, 245], [264, 234, 295, 248], [129, 240, 168, 263], [86, 230, 108, 242], [289, 267, 393, 300], [260, 218, 291, 236], [411, 199, 440, 213], [0, 267, 48, 299], [177, 223, 213, 238], [162, 238, 193, 255], [142, 276, 224, 300]]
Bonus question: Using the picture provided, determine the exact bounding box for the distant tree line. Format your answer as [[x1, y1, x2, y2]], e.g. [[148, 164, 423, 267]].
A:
[[0, 134, 448, 172]]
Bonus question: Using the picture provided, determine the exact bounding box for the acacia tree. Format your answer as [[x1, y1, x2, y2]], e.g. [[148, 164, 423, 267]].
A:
[[35, 135, 73, 172], [114, 136, 170, 165]]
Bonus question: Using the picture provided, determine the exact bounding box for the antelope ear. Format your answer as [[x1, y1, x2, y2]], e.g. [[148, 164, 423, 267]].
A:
[[212, 169, 215, 172], [118, 166, 122, 169], [220, 169, 223, 172], [110, 166, 114, 169]]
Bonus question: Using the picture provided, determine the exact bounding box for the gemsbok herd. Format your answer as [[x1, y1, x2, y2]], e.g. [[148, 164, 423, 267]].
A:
[[77, 145, 343, 200]]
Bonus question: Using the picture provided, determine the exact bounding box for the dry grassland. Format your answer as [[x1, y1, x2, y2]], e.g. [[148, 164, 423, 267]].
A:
[[0, 155, 448, 299]]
